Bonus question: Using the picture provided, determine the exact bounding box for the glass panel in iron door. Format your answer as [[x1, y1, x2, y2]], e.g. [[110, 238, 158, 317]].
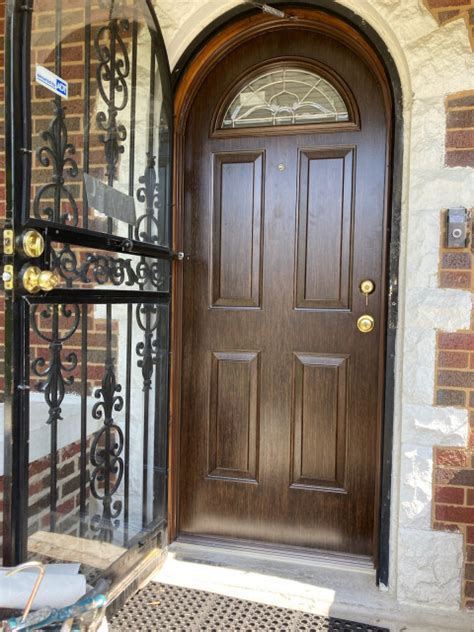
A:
[[25, 0, 171, 249], [26, 298, 169, 577], [2, 0, 173, 588]]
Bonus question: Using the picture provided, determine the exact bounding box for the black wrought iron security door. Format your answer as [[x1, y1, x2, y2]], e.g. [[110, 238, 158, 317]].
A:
[[2, 0, 173, 586]]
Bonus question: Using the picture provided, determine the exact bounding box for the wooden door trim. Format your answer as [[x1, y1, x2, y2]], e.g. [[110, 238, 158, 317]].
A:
[[169, 6, 397, 578], [173, 9, 393, 136]]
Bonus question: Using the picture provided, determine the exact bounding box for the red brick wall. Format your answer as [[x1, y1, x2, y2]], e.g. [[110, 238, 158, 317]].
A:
[[433, 447, 474, 607], [426, 7, 474, 604], [446, 92, 474, 169], [0, 438, 92, 561], [435, 85, 474, 608], [434, 211, 474, 609]]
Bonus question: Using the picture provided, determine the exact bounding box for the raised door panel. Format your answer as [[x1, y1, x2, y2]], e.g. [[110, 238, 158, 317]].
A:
[[208, 351, 260, 482], [295, 148, 354, 310], [211, 152, 264, 308], [291, 353, 348, 491]]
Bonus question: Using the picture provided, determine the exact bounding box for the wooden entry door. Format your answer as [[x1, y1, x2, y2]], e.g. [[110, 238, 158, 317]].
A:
[[179, 22, 390, 559]]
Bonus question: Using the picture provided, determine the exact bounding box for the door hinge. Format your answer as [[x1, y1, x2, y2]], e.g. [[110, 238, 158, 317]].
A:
[[2, 264, 14, 290], [3, 229, 14, 255]]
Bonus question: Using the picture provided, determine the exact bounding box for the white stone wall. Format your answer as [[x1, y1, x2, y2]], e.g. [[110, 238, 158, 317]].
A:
[[152, 0, 474, 610]]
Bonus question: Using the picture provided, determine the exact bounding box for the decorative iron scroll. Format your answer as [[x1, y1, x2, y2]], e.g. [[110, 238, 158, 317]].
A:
[[90, 358, 125, 542], [136, 154, 161, 244], [88, 0, 130, 542], [136, 303, 160, 391], [33, 102, 79, 225], [51, 243, 167, 290], [31, 304, 80, 426], [94, 1, 130, 184]]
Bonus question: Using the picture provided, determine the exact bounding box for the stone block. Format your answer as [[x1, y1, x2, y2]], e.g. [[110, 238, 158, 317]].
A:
[[399, 444, 434, 529], [402, 404, 468, 445], [402, 330, 436, 404], [397, 528, 463, 609], [405, 288, 472, 330]]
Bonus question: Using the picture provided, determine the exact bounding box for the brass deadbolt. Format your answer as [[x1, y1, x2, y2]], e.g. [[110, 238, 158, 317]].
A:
[[20, 230, 45, 259], [360, 279, 375, 295], [357, 314, 375, 334], [21, 266, 60, 294]]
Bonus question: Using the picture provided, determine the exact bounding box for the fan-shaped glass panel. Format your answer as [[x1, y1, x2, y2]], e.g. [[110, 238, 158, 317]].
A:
[[221, 67, 350, 129]]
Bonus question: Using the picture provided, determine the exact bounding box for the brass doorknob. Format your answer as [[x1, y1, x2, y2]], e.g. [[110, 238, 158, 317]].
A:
[[357, 314, 375, 333], [21, 266, 60, 294]]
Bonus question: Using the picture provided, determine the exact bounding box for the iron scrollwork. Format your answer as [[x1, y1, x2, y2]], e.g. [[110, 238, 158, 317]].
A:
[[90, 358, 125, 542], [136, 304, 160, 391], [95, 1, 130, 184], [89, 1, 130, 541], [33, 102, 79, 226], [136, 154, 161, 244], [51, 243, 167, 290], [31, 304, 80, 426]]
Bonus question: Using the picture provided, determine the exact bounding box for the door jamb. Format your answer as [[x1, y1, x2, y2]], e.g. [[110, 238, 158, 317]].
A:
[[169, 3, 403, 588]]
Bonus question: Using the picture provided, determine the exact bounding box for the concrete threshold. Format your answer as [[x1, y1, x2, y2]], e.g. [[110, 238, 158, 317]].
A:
[[149, 541, 474, 632]]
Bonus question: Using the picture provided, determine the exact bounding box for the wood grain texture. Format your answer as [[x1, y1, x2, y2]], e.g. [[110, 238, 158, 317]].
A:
[[211, 152, 264, 308], [173, 8, 393, 561], [208, 351, 260, 482], [290, 353, 348, 491], [295, 148, 354, 310]]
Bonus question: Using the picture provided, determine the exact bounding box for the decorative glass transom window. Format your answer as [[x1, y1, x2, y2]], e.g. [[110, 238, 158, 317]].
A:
[[221, 67, 350, 129]]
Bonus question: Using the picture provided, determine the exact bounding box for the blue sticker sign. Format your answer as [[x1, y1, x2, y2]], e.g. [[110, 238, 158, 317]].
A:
[[35, 65, 69, 99]]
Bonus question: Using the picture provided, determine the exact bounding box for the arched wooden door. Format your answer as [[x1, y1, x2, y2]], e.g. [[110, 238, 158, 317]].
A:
[[177, 11, 392, 562]]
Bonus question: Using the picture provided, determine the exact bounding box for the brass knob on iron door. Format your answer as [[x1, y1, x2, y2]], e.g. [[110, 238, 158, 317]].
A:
[[21, 266, 60, 294], [357, 314, 375, 334]]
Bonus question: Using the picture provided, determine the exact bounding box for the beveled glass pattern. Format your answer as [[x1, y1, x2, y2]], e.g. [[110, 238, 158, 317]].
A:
[[221, 68, 349, 129]]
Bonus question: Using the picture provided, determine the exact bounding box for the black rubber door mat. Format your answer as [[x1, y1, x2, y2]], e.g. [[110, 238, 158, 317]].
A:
[[110, 583, 390, 631]]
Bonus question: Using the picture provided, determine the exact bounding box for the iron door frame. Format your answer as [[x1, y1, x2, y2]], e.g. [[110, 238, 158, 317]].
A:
[[2, 0, 174, 596]]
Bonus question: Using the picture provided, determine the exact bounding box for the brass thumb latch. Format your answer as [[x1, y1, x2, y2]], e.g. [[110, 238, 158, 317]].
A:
[[359, 279, 375, 306], [3, 228, 45, 258], [21, 266, 60, 294], [20, 229, 45, 258]]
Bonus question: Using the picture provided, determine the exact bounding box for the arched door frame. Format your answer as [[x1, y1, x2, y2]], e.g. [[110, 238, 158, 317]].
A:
[[169, 3, 403, 587]]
